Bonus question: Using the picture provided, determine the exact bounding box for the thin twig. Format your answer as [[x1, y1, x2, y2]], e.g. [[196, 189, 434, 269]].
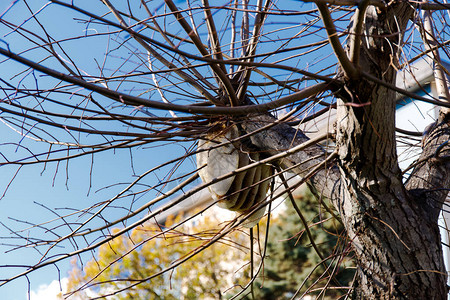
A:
[[165, 0, 238, 106], [349, 0, 370, 66], [316, 2, 358, 79], [420, 10, 450, 114]]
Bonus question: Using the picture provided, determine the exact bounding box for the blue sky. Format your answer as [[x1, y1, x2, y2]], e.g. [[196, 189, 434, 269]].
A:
[[0, 2, 184, 298]]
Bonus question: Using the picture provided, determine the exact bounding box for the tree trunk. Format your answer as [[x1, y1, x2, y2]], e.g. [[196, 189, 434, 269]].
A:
[[242, 3, 450, 299]]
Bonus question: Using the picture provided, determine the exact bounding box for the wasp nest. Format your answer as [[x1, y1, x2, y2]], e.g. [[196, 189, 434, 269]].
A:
[[197, 124, 273, 227]]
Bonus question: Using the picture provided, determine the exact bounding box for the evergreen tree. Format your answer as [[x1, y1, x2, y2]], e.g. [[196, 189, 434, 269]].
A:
[[251, 188, 355, 299]]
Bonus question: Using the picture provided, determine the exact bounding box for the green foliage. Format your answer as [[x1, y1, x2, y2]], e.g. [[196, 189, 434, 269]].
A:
[[250, 188, 355, 299]]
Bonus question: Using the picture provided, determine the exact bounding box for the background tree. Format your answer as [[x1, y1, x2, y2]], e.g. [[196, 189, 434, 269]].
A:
[[0, 0, 449, 299], [66, 212, 252, 299], [249, 187, 355, 299]]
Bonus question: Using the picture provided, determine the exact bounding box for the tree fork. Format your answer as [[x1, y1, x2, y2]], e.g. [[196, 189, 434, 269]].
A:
[[337, 3, 448, 298], [241, 4, 449, 298]]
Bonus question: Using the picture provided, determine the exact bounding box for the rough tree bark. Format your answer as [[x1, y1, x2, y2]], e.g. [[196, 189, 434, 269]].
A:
[[242, 3, 450, 299]]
